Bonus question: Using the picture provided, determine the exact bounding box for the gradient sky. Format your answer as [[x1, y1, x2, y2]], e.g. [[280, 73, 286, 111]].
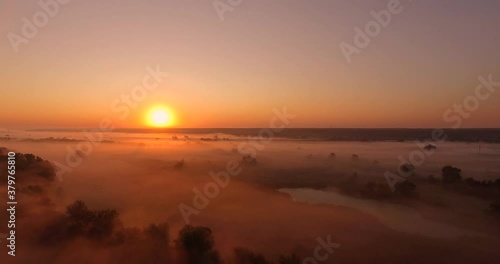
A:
[[1, 0, 500, 129]]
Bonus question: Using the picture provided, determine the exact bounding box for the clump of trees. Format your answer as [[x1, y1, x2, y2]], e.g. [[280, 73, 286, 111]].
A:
[[442, 165, 462, 183], [234, 247, 270, 264], [38, 200, 121, 245], [399, 163, 415, 176], [464, 178, 500, 187], [361, 181, 393, 199], [14, 153, 44, 169], [49, 200, 307, 263], [0, 151, 56, 181], [66, 200, 120, 240], [176, 225, 222, 264], [394, 180, 417, 197], [145, 223, 170, 244], [424, 144, 437, 151]]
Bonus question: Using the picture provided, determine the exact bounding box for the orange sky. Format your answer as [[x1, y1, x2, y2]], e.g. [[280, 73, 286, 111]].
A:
[[1, 0, 499, 129]]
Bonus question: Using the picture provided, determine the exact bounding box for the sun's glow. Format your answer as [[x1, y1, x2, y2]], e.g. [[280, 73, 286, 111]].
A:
[[148, 108, 172, 127]]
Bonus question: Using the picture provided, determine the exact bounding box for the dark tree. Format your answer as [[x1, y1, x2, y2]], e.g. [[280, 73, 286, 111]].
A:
[[442, 165, 462, 183], [87, 209, 119, 239], [424, 144, 437, 151], [145, 223, 170, 245], [65, 200, 119, 240], [234, 247, 270, 264], [37, 161, 56, 181], [66, 200, 94, 236], [395, 180, 417, 197], [176, 225, 221, 264], [399, 163, 415, 175]]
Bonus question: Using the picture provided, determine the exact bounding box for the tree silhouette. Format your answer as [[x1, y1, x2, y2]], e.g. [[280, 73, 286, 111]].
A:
[[176, 225, 221, 264], [145, 223, 170, 245], [399, 163, 415, 175], [394, 180, 417, 197], [234, 247, 270, 264], [424, 144, 437, 151], [66, 200, 94, 236], [65, 200, 119, 240], [442, 165, 462, 183]]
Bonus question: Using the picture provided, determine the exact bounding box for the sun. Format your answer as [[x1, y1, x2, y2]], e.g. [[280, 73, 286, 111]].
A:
[[148, 108, 171, 127]]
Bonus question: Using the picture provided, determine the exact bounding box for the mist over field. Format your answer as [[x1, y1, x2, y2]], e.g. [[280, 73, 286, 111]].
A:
[[1, 130, 499, 263], [2, 0, 500, 263]]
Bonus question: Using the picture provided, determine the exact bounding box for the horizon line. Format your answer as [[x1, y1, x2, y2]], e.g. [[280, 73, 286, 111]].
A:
[[22, 127, 500, 131]]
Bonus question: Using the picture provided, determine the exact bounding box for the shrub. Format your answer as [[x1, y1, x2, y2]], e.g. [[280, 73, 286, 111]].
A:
[[145, 223, 170, 245], [399, 163, 415, 175], [234, 247, 270, 264], [442, 166, 462, 183], [394, 180, 417, 197], [362, 181, 392, 199], [424, 144, 437, 151]]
